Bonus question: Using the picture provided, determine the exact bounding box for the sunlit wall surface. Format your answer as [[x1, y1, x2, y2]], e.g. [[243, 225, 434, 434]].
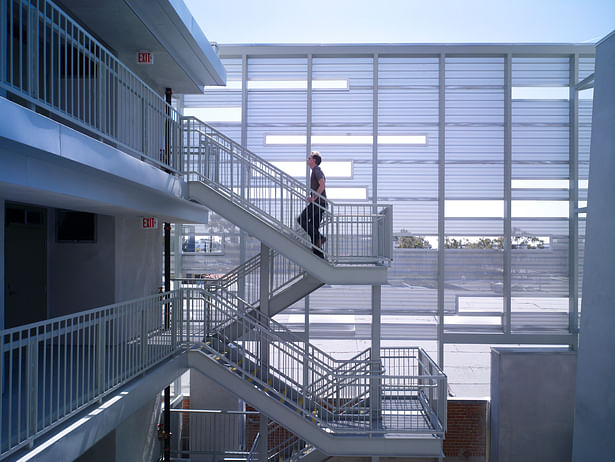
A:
[[183, 44, 594, 395]]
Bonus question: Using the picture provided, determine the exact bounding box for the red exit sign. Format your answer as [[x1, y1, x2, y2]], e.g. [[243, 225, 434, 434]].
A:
[[141, 217, 158, 229], [137, 51, 153, 64]]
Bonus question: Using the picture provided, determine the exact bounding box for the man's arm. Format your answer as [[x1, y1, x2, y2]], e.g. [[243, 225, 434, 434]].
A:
[[316, 177, 325, 196], [308, 178, 325, 202]]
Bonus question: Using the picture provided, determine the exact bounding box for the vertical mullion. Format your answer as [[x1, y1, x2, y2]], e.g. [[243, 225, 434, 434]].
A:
[[437, 53, 445, 368], [372, 54, 378, 260], [238, 54, 248, 292], [569, 52, 579, 347], [504, 53, 512, 335]]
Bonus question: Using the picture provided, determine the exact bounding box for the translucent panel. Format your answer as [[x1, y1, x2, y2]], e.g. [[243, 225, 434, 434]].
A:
[[511, 232, 570, 332], [378, 162, 438, 199], [385, 201, 438, 234], [444, 247, 504, 333], [310, 57, 374, 191], [184, 58, 243, 144], [445, 57, 505, 87], [246, 57, 308, 161], [512, 100, 569, 125], [512, 126, 569, 163], [445, 126, 504, 162], [445, 164, 504, 199], [271, 161, 352, 178], [512, 57, 570, 86]]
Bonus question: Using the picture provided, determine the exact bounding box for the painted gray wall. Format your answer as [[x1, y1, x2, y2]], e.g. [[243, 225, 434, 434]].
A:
[[190, 370, 241, 410], [115, 395, 162, 462], [114, 216, 163, 301], [48, 211, 115, 317], [572, 30, 615, 461], [490, 348, 576, 462], [0, 198, 4, 329], [73, 395, 162, 462], [48, 212, 163, 318]]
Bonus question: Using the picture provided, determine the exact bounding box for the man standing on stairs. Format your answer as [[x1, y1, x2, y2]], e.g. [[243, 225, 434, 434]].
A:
[[298, 151, 327, 257]]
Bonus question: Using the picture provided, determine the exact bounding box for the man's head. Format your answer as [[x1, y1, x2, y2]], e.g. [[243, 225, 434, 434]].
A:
[[308, 151, 322, 167]]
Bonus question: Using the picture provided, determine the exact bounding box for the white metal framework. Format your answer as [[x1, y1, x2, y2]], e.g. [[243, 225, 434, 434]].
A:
[[0, 290, 446, 459], [184, 44, 595, 369]]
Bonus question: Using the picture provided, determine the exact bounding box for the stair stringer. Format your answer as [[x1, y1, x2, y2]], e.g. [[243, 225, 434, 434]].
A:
[[187, 348, 444, 459], [187, 181, 387, 285], [268, 274, 325, 316], [218, 274, 324, 343]]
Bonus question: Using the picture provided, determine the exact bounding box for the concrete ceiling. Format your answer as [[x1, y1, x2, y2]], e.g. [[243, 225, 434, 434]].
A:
[[56, 0, 226, 95]]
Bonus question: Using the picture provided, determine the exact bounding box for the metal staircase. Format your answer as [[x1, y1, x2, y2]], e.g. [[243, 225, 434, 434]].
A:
[[182, 117, 392, 285], [181, 287, 447, 458]]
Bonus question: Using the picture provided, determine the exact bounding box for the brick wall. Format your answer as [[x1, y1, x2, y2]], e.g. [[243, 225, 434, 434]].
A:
[[443, 399, 488, 460]]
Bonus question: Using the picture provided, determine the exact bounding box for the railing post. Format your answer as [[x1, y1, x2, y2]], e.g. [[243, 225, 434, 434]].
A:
[[0, 0, 6, 84], [370, 285, 382, 430], [27, 335, 39, 442], [141, 307, 147, 369], [27, 2, 38, 100], [97, 313, 106, 399], [141, 97, 148, 157], [171, 294, 177, 350], [439, 375, 448, 432]]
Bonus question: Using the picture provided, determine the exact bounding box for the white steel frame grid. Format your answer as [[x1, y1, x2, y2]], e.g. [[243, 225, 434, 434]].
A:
[[201, 43, 595, 368]]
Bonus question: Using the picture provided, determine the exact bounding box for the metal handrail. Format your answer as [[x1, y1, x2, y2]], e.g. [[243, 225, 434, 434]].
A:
[[0, 291, 182, 458], [182, 117, 393, 264], [202, 248, 306, 307], [191, 288, 447, 435], [0, 289, 446, 458], [0, 0, 182, 171]]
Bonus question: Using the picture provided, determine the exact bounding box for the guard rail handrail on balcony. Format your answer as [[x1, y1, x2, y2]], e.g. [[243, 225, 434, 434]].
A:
[[0, 0, 182, 171], [182, 117, 393, 265], [0, 291, 182, 459], [187, 287, 447, 435], [0, 289, 446, 459]]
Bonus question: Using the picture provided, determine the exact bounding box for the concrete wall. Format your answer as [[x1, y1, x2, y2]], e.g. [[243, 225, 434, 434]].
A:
[[0, 198, 4, 329], [114, 216, 163, 301], [490, 347, 576, 462], [47, 212, 164, 319], [74, 395, 162, 462], [48, 211, 115, 317], [189, 370, 241, 410], [572, 30, 615, 461], [114, 395, 162, 462]]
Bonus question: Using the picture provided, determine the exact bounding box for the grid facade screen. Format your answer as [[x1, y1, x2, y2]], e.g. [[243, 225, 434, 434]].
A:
[[182, 45, 594, 391]]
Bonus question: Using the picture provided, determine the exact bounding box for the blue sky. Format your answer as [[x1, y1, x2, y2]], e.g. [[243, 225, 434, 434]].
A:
[[185, 0, 615, 44]]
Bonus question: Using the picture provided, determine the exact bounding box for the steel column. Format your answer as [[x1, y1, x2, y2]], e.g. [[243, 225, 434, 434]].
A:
[[370, 284, 381, 425], [239, 54, 249, 300], [569, 53, 580, 346], [504, 53, 512, 335], [437, 53, 446, 368]]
